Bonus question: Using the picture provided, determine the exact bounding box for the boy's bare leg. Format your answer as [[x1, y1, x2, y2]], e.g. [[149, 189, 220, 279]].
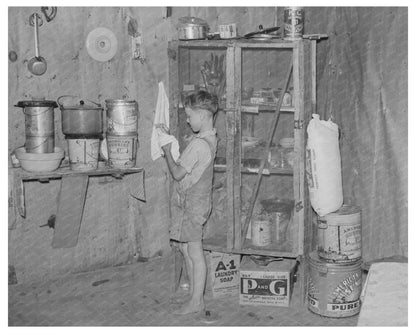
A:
[[180, 242, 194, 294], [171, 242, 193, 304], [174, 240, 206, 314]]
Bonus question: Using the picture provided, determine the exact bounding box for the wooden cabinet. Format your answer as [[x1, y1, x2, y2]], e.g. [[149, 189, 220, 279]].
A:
[[168, 39, 315, 301]]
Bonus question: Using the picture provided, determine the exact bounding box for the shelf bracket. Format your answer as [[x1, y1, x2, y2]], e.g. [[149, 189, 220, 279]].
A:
[[295, 201, 304, 212], [294, 120, 304, 129]]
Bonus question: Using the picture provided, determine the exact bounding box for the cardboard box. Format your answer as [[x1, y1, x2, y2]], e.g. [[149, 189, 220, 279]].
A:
[[239, 256, 297, 307], [205, 251, 240, 298]]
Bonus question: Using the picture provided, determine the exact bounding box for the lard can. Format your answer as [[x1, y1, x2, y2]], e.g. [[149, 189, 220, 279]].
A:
[[317, 205, 362, 263], [283, 7, 304, 40], [308, 251, 362, 318]]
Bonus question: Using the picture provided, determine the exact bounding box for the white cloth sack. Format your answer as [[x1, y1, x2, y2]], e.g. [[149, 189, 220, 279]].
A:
[[306, 114, 343, 216], [151, 82, 180, 161]]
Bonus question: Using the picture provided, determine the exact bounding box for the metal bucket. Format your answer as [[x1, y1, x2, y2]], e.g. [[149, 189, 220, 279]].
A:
[[317, 205, 362, 263], [58, 95, 103, 136], [16, 99, 57, 153], [66, 135, 100, 171], [307, 251, 362, 318], [106, 134, 138, 168], [105, 99, 138, 135]]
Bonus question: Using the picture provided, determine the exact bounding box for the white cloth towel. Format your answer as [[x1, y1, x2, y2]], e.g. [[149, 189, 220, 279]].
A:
[[151, 82, 180, 161]]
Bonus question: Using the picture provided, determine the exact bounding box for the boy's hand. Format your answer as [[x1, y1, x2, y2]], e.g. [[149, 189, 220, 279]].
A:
[[161, 142, 172, 152]]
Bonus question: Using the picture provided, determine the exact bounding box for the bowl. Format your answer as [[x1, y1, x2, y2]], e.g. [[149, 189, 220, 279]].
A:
[[279, 137, 294, 148], [14, 147, 65, 173], [242, 136, 260, 148]]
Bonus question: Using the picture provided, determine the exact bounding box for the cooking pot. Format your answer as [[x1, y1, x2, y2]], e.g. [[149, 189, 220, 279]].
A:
[[177, 16, 209, 40], [57, 95, 103, 136]]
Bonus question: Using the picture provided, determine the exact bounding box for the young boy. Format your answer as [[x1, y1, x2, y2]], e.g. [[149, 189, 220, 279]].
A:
[[159, 90, 218, 315]]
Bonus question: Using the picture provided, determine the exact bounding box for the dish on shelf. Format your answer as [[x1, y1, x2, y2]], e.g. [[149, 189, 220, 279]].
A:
[[242, 136, 260, 148], [249, 255, 283, 266], [14, 146, 64, 173]]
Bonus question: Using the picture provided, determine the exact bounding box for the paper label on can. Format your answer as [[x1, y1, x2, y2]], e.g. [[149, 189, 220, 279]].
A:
[[307, 276, 319, 300], [308, 295, 320, 309], [108, 138, 135, 156], [326, 300, 360, 313], [330, 270, 361, 304], [219, 24, 237, 38], [319, 224, 361, 261], [284, 7, 304, 38]]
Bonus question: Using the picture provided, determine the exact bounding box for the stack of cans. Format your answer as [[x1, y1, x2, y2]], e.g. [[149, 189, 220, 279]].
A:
[[307, 205, 363, 318], [105, 99, 139, 169]]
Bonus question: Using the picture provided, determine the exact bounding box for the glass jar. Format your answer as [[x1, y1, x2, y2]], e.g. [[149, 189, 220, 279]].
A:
[[269, 145, 290, 169]]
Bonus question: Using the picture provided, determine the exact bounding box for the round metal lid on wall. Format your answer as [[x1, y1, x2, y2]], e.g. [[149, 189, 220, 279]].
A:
[[85, 27, 118, 62]]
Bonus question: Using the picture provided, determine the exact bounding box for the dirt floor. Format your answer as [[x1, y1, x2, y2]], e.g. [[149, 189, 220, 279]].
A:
[[9, 253, 359, 326]]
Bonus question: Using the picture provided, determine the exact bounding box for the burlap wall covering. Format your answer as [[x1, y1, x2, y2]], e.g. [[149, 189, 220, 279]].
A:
[[8, 7, 407, 282]]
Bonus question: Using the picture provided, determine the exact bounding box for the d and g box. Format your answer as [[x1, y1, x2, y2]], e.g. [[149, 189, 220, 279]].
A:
[[205, 251, 240, 298], [239, 256, 297, 307]]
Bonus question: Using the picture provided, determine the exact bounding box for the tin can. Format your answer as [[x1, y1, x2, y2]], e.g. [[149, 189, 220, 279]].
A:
[[283, 7, 304, 40], [251, 220, 271, 246], [106, 134, 138, 168], [317, 205, 362, 263], [105, 99, 138, 136], [219, 23, 237, 39], [308, 251, 362, 318]]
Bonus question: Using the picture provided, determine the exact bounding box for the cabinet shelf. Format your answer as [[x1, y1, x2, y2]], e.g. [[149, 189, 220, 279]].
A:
[[214, 157, 293, 175], [219, 105, 296, 114], [203, 236, 298, 258], [214, 164, 293, 175], [175, 39, 298, 49], [13, 166, 144, 181], [241, 104, 295, 113]]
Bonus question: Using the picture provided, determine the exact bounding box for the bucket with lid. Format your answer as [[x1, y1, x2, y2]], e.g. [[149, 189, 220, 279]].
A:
[[105, 99, 138, 135], [66, 135, 101, 171], [106, 134, 138, 168], [307, 251, 362, 318], [16, 98, 58, 153], [317, 204, 362, 263], [57, 95, 103, 136]]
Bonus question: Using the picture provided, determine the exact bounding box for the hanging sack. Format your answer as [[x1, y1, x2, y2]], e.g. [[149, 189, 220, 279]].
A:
[[306, 114, 343, 216]]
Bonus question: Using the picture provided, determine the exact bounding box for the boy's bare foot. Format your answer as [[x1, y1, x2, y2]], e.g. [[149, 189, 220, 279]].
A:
[[169, 294, 190, 305], [172, 300, 205, 315]]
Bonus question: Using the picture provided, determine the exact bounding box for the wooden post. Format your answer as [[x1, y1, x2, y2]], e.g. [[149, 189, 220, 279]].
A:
[[233, 46, 242, 249], [311, 40, 317, 115], [225, 45, 236, 251]]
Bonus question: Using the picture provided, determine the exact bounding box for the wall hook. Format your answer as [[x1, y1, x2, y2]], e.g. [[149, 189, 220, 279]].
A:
[[41, 7, 57, 22]]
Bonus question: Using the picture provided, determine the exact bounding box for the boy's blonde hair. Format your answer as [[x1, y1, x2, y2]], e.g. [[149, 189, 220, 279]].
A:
[[184, 90, 218, 116]]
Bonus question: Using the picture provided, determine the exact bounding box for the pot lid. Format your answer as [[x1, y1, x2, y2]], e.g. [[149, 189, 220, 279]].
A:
[[178, 16, 209, 28], [16, 98, 58, 108], [104, 99, 137, 105], [61, 100, 103, 110], [244, 25, 280, 39], [57, 96, 102, 110]]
